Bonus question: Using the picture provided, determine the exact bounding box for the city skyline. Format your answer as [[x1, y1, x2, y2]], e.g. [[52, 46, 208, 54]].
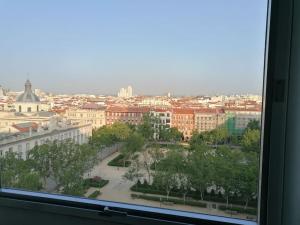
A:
[[1, 80, 263, 97], [0, 0, 268, 95]]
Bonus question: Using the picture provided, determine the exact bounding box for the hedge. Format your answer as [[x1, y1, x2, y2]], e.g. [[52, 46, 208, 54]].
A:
[[218, 205, 257, 215], [84, 178, 109, 188], [107, 154, 131, 167], [131, 194, 206, 208], [131, 183, 257, 207], [88, 190, 101, 199]]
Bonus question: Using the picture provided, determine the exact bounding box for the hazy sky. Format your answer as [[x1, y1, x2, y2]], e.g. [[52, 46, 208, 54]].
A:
[[0, 0, 268, 96]]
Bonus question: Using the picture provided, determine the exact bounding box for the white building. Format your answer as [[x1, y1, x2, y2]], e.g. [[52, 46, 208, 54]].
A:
[[65, 103, 106, 129], [117, 86, 133, 98], [0, 121, 92, 159], [0, 86, 6, 99]]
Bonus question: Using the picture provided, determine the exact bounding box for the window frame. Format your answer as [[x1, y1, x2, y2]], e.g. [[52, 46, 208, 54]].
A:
[[0, 0, 293, 224]]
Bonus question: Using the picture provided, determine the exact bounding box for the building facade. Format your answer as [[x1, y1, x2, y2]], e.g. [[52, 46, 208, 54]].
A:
[[105, 106, 149, 126], [171, 108, 195, 140], [225, 109, 262, 135], [194, 109, 226, 133], [65, 103, 106, 129], [0, 123, 92, 159]]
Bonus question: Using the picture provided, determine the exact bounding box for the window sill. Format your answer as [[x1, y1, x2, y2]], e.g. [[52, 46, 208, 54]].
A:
[[0, 188, 257, 225]]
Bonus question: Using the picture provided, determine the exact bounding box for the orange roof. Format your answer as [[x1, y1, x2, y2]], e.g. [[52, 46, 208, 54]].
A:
[[172, 108, 194, 114], [106, 106, 150, 113], [194, 108, 225, 114]]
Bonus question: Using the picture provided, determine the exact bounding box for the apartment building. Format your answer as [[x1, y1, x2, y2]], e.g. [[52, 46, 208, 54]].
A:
[[65, 103, 106, 129], [225, 109, 262, 135], [194, 109, 226, 133], [171, 108, 195, 140], [105, 106, 149, 126]]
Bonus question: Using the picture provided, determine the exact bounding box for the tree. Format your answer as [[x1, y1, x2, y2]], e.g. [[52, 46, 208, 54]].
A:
[[0, 151, 42, 191], [211, 127, 229, 146], [241, 129, 261, 153], [239, 151, 259, 209], [141, 150, 153, 183], [159, 127, 182, 142], [178, 159, 193, 204], [213, 146, 243, 207], [27, 143, 53, 185], [148, 144, 164, 173], [153, 150, 183, 200], [246, 120, 260, 131], [137, 114, 157, 140], [123, 159, 144, 184], [121, 133, 145, 167], [111, 122, 133, 141], [189, 145, 214, 200], [28, 140, 99, 195], [91, 122, 132, 147]]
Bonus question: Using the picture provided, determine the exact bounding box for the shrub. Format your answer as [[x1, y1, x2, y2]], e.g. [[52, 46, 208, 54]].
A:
[[88, 190, 101, 199], [107, 154, 131, 167], [131, 194, 206, 208], [219, 205, 257, 215], [84, 177, 109, 188], [131, 183, 257, 208]]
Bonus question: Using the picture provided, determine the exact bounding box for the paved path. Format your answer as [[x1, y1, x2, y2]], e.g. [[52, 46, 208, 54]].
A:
[[88, 152, 256, 221]]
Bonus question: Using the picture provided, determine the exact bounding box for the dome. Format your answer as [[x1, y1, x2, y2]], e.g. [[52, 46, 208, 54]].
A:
[[16, 80, 40, 103]]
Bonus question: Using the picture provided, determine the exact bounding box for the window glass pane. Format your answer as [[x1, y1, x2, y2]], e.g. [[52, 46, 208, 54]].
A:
[[0, 0, 267, 222]]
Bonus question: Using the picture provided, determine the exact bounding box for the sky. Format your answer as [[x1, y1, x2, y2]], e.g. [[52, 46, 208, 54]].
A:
[[0, 0, 268, 96]]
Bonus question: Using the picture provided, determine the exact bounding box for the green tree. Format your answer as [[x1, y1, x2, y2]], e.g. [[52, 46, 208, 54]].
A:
[[148, 144, 164, 173], [246, 120, 260, 131], [123, 159, 144, 184], [159, 127, 183, 142], [91, 122, 132, 147], [213, 146, 243, 207], [0, 151, 42, 191], [137, 114, 157, 140], [27, 143, 53, 185], [239, 151, 259, 209], [189, 145, 213, 200], [121, 133, 145, 167], [28, 140, 99, 195], [153, 150, 183, 200], [241, 129, 261, 153]]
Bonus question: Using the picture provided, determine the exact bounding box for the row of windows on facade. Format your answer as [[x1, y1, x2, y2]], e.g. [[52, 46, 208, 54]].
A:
[[0, 134, 87, 157], [18, 105, 39, 113]]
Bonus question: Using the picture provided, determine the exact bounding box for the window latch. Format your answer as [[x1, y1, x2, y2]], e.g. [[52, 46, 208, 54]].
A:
[[99, 206, 128, 217]]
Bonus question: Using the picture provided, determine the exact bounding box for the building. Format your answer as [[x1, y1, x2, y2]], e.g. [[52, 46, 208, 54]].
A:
[[138, 97, 171, 107], [117, 86, 133, 98], [225, 109, 262, 135], [0, 111, 57, 134], [194, 109, 226, 133], [65, 103, 106, 129], [150, 109, 172, 139], [14, 80, 49, 113], [105, 106, 149, 126], [0, 121, 92, 159], [171, 108, 195, 141], [0, 86, 6, 99]]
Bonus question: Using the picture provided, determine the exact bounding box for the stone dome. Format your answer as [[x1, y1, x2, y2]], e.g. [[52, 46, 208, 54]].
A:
[[16, 80, 40, 103]]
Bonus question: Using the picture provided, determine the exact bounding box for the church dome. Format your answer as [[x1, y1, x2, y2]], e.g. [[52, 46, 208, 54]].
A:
[[16, 80, 40, 103]]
